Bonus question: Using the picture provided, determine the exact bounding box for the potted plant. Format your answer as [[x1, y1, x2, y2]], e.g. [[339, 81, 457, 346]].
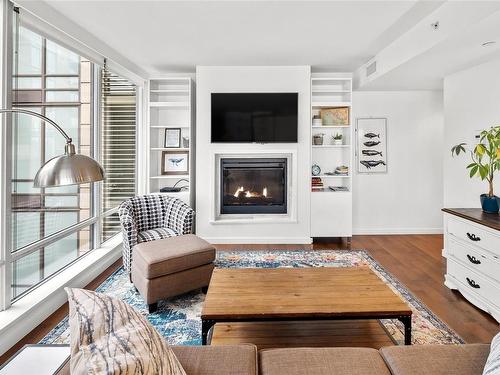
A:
[[451, 126, 500, 213], [332, 133, 343, 145]]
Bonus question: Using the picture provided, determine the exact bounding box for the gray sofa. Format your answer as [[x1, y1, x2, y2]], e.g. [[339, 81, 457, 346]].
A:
[[56, 343, 491, 375]]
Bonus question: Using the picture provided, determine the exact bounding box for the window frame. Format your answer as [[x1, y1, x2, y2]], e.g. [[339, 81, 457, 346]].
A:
[[0, 0, 143, 311], [0, 0, 15, 311], [1, 17, 139, 307], [9, 25, 93, 300]]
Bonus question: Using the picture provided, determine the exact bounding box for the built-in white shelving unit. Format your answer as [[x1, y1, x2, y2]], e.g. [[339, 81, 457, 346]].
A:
[[310, 73, 353, 239], [147, 78, 195, 206]]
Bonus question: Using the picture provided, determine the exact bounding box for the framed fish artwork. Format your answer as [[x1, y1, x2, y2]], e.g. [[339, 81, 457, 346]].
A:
[[355, 118, 387, 174], [161, 150, 189, 175]]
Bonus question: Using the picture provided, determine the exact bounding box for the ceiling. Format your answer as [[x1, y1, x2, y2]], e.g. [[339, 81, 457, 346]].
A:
[[355, 1, 500, 90], [21, 0, 500, 90], [36, 0, 432, 75]]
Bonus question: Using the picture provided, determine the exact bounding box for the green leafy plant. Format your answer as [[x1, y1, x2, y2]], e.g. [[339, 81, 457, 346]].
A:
[[451, 126, 500, 197], [332, 133, 342, 140]]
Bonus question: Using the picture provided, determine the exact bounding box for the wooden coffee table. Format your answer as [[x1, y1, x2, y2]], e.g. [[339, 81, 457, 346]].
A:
[[201, 267, 412, 346]]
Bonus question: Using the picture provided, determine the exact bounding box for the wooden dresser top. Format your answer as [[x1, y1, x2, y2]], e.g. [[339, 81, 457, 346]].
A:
[[442, 208, 500, 231]]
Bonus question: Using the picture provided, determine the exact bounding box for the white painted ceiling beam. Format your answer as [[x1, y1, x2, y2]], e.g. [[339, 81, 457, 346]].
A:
[[354, 1, 500, 90]]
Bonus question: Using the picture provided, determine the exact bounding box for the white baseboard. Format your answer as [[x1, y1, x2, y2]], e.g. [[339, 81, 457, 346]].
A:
[[352, 227, 443, 235], [201, 236, 313, 244], [202, 229, 442, 244], [0, 236, 122, 356]]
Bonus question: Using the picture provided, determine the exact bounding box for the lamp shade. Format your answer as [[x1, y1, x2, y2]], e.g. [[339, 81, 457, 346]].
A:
[[0, 108, 105, 188], [34, 143, 105, 187]]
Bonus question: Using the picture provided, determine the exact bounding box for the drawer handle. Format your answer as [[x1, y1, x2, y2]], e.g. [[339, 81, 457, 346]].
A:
[[466, 232, 481, 242], [466, 277, 480, 289], [466, 254, 481, 265]]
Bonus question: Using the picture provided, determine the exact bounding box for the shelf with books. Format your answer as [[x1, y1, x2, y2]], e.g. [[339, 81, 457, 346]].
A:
[[310, 73, 353, 238]]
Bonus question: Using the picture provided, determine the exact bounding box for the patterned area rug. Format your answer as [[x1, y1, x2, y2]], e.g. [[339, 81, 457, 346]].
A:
[[41, 250, 464, 346]]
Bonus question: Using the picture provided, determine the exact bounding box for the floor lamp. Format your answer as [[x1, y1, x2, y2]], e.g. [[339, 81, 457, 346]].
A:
[[0, 108, 104, 187]]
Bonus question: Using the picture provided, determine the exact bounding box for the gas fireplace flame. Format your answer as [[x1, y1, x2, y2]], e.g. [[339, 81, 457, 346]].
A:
[[233, 186, 270, 198], [233, 186, 244, 198]]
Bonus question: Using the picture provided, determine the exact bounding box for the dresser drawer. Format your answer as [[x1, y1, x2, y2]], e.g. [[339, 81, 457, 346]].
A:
[[447, 259, 500, 308], [447, 217, 499, 255], [446, 239, 500, 283]]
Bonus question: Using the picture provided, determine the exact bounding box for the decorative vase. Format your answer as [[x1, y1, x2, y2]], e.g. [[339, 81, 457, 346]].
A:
[[312, 134, 324, 145], [312, 118, 322, 126], [480, 194, 500, 214], [333, 139, 343, 145]]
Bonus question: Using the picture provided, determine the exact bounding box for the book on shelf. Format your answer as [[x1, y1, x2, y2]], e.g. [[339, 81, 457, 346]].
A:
[[311, 177, 324, 191], [328, 186, 349, 192], [333, 165, 349, 175], [311, 177, 323, 185]]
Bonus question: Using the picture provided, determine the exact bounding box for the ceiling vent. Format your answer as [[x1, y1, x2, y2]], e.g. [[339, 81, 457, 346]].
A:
[[366, 61, 377, 77]]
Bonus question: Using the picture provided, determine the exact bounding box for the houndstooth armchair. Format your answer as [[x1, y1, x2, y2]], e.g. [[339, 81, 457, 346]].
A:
[[118, 194, 195, 278]]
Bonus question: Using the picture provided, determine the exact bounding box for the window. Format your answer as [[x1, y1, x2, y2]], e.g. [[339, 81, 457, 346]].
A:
[[6, 21, 137, 302], [100, 69, 137, 242]]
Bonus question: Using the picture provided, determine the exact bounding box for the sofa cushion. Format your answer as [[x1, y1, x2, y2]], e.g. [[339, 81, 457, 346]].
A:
[[380, 344, 491, 375], [483, 331, 500, 375], [259, 348, 391, 375], [138, 227, 178, 243], [133, 234, 216, 278], [66, 288, 186, 375], [172, 345, 257, 375]]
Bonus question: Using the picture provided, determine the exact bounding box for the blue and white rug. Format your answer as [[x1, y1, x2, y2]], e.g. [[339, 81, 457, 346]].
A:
[[41, 250, 464, 346]]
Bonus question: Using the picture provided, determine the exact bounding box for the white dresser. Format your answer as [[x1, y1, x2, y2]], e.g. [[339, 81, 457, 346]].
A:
[[443, 208, 500, 322]]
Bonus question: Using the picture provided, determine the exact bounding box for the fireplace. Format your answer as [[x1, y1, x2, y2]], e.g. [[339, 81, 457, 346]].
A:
[[220, 158, 287, 214]]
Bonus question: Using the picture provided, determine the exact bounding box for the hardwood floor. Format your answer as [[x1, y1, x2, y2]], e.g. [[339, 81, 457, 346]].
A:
[[1, 235, 498, 365]]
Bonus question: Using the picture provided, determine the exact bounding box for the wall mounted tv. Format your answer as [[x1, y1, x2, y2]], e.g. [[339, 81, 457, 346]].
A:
[[211, 93, 298, 143]]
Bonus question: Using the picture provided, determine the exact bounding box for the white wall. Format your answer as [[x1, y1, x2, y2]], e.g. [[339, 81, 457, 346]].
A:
[[195, 66, 311, 243], [352, 91, 444, 234], [443, 58, 500, 208]]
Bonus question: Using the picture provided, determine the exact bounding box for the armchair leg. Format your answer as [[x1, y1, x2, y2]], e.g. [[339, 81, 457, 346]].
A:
[[148, 302, 158, 314]]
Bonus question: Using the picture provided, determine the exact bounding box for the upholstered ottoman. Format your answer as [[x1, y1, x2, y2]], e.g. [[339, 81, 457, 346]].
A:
[[131, 234, 216, 313]]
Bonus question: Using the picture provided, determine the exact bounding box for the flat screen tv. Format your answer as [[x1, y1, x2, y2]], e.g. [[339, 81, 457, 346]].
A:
[[211, 93, 298, 143]]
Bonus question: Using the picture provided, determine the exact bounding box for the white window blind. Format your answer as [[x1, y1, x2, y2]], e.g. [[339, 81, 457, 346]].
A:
[[100, 68, 137, 242]]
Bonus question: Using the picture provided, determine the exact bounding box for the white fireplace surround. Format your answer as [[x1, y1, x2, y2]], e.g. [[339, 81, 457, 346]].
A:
[[211, 151, 297, 224], [195, 66, 311, 244]]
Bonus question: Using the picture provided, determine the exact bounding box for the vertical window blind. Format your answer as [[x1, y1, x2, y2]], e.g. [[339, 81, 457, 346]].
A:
[[100, 68, 137, 242]]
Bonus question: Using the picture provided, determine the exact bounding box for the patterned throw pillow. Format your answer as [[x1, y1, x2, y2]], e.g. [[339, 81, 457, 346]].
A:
[[483, 331, 500, 375], [66, 288, 186, 375]]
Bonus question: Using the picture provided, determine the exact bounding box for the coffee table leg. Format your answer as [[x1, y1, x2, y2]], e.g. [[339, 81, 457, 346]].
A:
[[398, 316, 412, 345], [201, 319, 215, 345]]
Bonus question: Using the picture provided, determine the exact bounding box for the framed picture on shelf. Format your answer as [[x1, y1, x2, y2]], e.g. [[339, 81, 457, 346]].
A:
[[164, 128, 181, 148], [161, 150, 189, 175], [320, 107, 350, 126], [356, 117, 387, 174]]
